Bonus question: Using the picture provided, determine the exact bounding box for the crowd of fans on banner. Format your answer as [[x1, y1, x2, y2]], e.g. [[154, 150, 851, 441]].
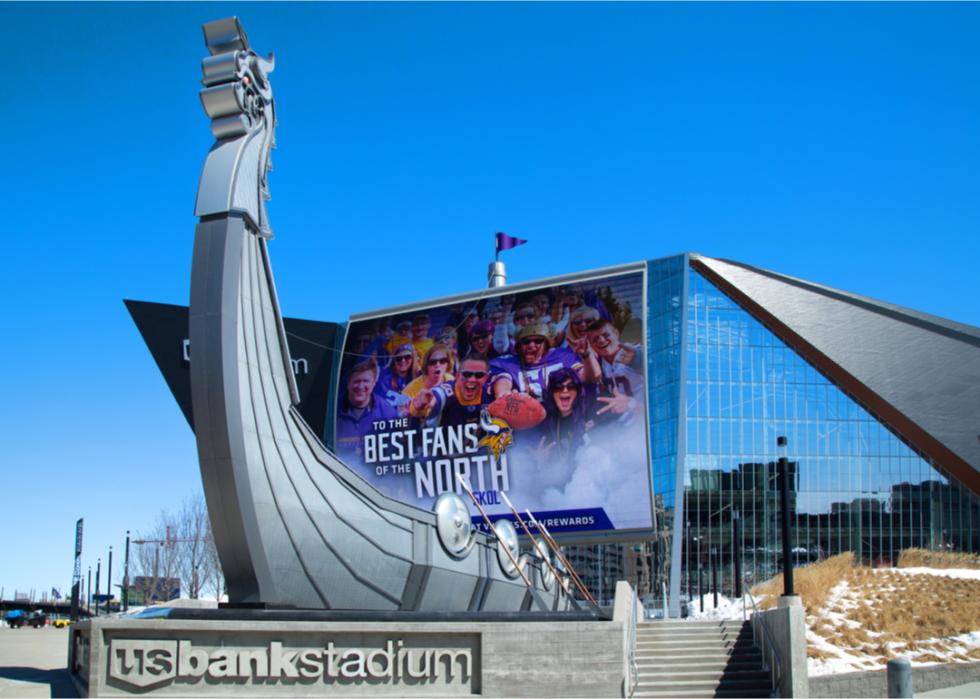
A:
[[335, 283, 644, 466]]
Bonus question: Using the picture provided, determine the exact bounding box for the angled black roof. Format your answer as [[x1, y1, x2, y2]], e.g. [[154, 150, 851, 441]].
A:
[[691, 255, 980, 495]]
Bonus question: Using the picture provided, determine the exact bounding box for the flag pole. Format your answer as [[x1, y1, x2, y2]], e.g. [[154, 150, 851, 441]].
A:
[[488, 232, 507, 288]]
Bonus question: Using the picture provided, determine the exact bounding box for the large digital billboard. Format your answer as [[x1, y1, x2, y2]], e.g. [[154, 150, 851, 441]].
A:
[[332, 267, 652, 535]]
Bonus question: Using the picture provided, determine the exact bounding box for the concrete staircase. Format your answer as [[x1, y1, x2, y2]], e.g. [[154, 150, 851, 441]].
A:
[[632, 619, 774, 698]]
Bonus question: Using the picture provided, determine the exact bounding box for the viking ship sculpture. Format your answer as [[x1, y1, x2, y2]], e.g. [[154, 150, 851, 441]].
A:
[[189, 17, 584, 614]]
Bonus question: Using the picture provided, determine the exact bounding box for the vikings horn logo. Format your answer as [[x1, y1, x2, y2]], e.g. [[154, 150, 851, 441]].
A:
[[478, 409, 513, 459]]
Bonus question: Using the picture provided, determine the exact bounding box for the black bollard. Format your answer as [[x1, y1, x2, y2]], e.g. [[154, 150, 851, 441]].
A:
[[887, 658, 912, 698]]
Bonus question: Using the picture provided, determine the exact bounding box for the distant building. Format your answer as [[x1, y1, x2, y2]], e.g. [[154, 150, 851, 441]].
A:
[[128, 576, 180, 605]]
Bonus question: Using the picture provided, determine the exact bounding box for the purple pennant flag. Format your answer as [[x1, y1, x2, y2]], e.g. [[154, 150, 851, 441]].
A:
[[495, 231, 528, 254]]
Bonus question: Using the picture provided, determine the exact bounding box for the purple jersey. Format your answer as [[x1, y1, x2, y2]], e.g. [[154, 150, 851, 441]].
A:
[[335, 397, 398, 459], [429, 380, 493, 427], [490, 347, 582, 398]]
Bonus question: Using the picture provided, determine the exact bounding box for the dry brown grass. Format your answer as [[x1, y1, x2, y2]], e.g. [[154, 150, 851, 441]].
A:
[[807, 644, 835, 661], [897, 548, 980, 570], [751, 552, 856, 613], [752, 549, 980, 663]]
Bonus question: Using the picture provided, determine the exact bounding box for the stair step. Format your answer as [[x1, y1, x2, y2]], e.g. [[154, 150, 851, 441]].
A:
[[636, 644, 761, 652], [640, 622, 746, 630], [634, 678, 771, 689], [633, 690, 771, 698], [636, 647, 759, 655], [638, 669, 770, 681], [636, 660, 765, 671], [637, 631, 752, 640], [633, 619, 770, 697]]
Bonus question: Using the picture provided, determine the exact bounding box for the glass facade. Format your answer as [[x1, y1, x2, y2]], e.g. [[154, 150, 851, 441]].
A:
[[680, 268, 980, 607], [566, 256, 980, 612]]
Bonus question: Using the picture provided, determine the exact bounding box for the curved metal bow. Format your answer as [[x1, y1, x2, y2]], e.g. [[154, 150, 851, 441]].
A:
[[194, 17, 276, 238]]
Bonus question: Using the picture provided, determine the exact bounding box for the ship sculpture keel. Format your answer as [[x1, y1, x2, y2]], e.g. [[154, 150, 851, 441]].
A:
[[188, 17, 579, 614]]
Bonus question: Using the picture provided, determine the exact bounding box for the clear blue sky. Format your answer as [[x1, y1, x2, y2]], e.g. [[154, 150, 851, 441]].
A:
[[3, 2, 978, 599]]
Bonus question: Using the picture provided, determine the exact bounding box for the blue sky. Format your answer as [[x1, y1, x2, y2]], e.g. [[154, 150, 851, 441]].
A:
[[2, 2, 978, 598]]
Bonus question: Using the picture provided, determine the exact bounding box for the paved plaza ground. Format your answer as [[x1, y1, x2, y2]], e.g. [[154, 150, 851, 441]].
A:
[[0, 626, 75, 698]]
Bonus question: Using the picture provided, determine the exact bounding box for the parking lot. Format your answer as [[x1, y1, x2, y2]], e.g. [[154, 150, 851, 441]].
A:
[[0, 626, 76, 698]]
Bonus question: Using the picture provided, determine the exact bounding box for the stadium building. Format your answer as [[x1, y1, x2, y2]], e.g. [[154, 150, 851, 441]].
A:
[[129, 252, 980, 616]]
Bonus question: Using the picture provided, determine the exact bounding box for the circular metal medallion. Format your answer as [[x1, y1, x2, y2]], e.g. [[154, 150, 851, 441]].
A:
[[494, 519, 522, 578], [433, 492, 475, 559]]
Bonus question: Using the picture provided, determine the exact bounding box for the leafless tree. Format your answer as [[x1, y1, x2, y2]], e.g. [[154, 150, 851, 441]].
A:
[[175, 495, 209, 599], [131, 510, 181, 604], [201, 514, 225, 601], [131, 494, 224, 603]]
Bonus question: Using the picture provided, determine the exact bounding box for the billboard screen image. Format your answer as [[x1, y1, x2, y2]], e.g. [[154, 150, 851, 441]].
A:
[[332, 268, 652, 535]]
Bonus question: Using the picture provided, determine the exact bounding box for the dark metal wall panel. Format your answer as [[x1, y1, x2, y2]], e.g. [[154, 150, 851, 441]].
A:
[[125, 300, 341, 435]]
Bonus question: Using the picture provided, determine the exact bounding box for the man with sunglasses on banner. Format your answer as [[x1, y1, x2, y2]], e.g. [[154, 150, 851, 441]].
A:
[[467, 319, 501, 362], [490, 322, 600, 402], [409, 354, 493, 428]]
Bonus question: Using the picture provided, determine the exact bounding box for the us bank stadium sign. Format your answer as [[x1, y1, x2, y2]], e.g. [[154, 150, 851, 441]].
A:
[[106, 636, 477, 693]]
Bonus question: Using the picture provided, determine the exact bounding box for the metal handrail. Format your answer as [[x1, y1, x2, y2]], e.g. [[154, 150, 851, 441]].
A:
[[743, 584, 782, 697], [627, 585, 638, 697]]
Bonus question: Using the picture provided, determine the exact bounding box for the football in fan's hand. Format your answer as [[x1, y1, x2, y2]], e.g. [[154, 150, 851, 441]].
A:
[[487, 392, 546, 430]]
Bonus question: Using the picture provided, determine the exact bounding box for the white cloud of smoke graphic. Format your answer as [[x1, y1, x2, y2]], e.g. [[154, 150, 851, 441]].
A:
[[507, 419, 651, 529]]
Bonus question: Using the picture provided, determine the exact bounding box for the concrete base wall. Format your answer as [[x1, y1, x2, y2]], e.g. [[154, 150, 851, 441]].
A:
[[810, 661, 980, 698], [754, 595, 809, 698], [68, 616, 625, 697]]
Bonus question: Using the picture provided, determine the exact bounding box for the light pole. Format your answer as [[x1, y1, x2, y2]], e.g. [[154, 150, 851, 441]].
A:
[[123, 531, 131, 612], [94, 558, 101, 617], [733, 510, 743, 599], [711, 547, 719, 609], [106, 547, 113, 615], [778, 436, 795, 597]]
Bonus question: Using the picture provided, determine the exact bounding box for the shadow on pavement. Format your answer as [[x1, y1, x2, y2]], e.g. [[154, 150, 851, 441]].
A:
[[0, 666, 78, 698]]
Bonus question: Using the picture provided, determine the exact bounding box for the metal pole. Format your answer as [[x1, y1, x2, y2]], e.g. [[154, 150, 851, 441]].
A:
[[711, 547, 719, 608], [733, 511, 743, 599], [778, 435, 795, 597], [456, 477, 534, 589], [87, 567, 92, 614], [698, 529, 704, 612], [106, 547, 113, 614], [123, 531, 130, 612], [153, 545, 159, 604], [530, 515, 598, 605], [500, 493, 571, 596], [94, 558, 101, 617], [685, 521, 691, 601], [487, 260, 506, 288]]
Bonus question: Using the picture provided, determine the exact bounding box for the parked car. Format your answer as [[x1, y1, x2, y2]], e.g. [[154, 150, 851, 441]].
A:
[[4, 610, 46, 628]]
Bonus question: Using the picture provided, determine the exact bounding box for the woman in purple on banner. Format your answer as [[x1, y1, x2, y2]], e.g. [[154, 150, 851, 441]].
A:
[[374, 343, 416, 414], [527, 367, 596, 461], [335, 359, 398, 461]]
